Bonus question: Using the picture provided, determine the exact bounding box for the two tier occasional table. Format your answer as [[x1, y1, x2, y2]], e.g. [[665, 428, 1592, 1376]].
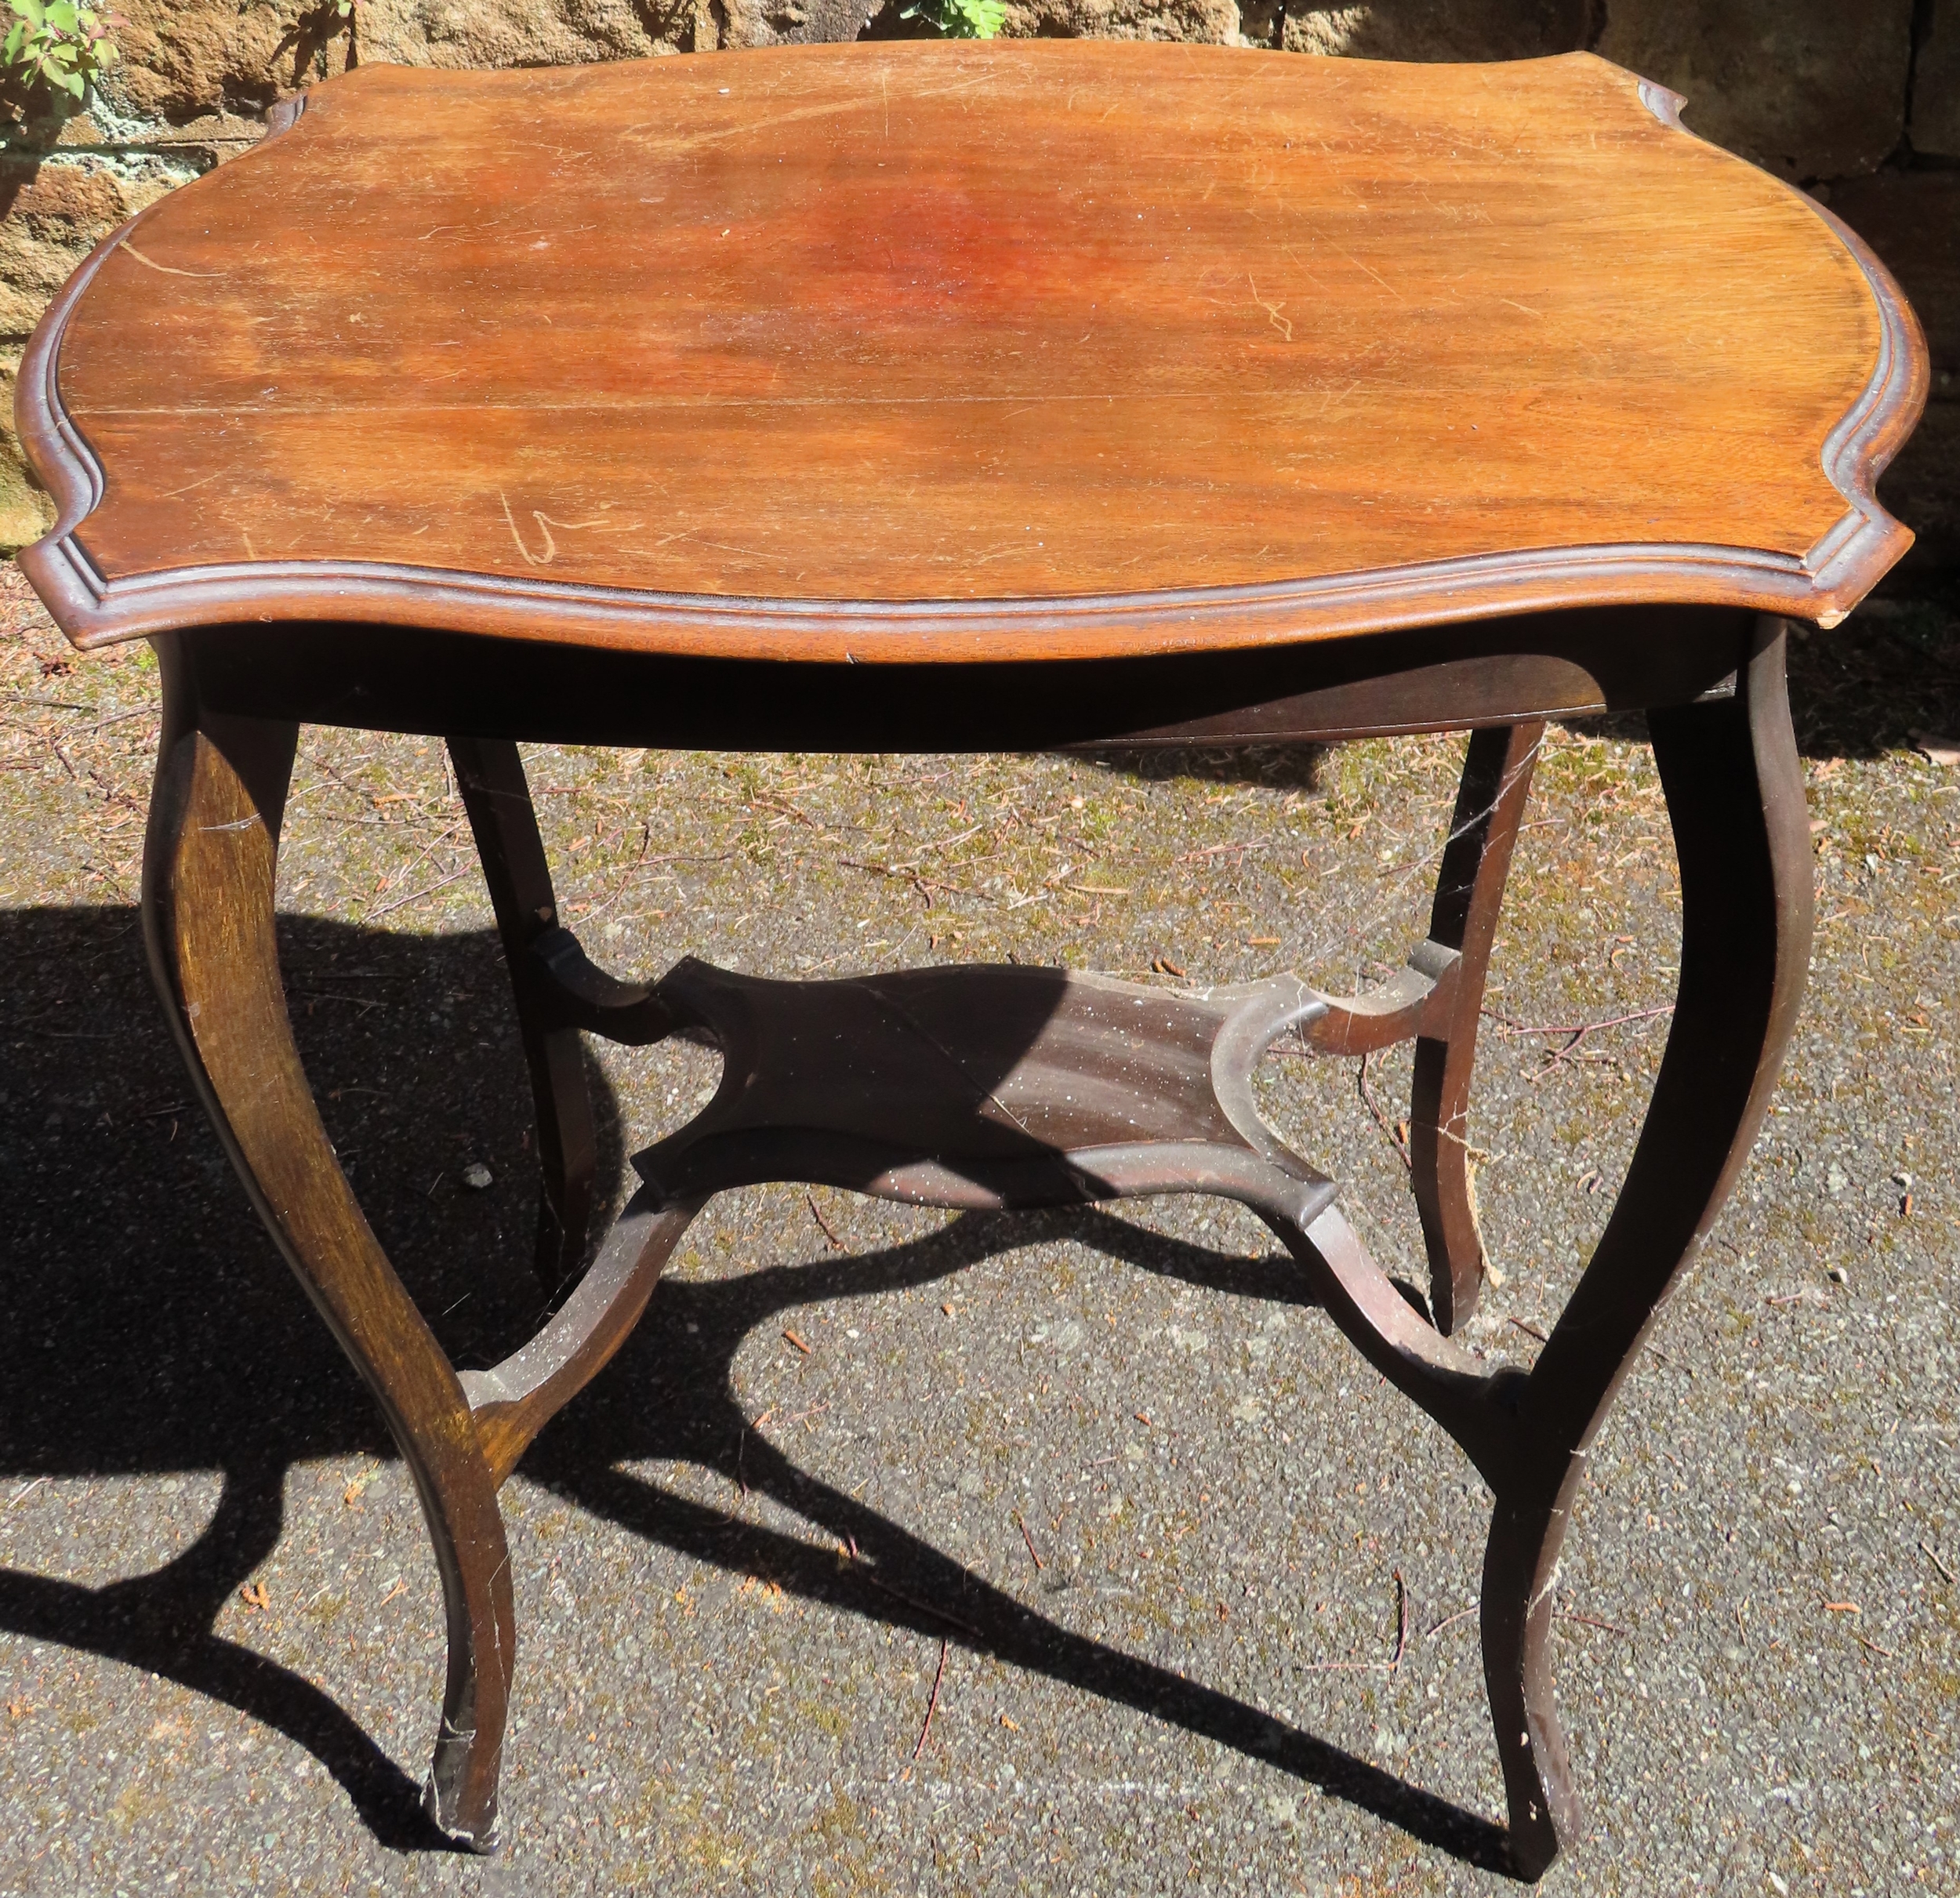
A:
[[16, 41, 1926, 1878]]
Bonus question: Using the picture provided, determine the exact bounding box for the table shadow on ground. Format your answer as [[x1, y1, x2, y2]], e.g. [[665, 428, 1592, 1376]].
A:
[[0, 904, 1510, 1874]]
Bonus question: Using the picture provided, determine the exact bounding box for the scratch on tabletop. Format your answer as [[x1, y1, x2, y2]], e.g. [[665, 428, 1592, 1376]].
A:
[[499, 494, 644, 566], [620, 75, 990, 159], [500, 491, 551, 564], [160, 470, 223, 501], [1278, 241, 1333, 296], [1314, 227, 1403, 303], [119, 241, 220, 280], [1247, 275, 1293, 340]]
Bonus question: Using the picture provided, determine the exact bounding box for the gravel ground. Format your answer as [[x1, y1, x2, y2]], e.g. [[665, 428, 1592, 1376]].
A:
[[0, 566, 1955, 1896]]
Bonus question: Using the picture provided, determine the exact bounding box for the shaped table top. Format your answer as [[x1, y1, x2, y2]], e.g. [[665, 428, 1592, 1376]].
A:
[[16, 42, 1927, 666]]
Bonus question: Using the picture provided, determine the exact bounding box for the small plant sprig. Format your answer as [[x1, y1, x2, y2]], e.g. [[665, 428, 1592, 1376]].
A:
[[1, 0, 118, 103], [901, 0, 1006, 38]]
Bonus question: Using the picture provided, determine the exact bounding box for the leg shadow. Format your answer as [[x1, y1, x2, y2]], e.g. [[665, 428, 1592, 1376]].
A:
[[0, 1452, 443, 1849], [524, 1202, 1512, 1874], [0, 901, 1506, 1871], [0, 905, 622, 1847]]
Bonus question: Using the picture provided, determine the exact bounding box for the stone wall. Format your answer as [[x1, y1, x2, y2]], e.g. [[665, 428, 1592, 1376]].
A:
[[1, 0, 1952, 575]]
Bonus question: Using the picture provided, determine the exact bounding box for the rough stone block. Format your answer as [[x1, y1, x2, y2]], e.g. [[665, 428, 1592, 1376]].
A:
[[1282, 0, 1585, 60], [358, 0, 685, 68], [1913, 0, 1960, 158], [0, 151, 191, 550], [1595, 0, 1915, 180], [715, 0, 881, 51], [0, 107, 264, 173], [0, 154, 188, 337], [1823, 171, 1960, 374], [101, 2, 351, 124], [0, 345, 54, 550], [96, 1, 757, 118], [1005, 0, 1240, 42], [140, 115, 269, 172]]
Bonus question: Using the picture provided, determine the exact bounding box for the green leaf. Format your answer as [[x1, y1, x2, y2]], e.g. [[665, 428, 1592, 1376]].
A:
[[1, 0, 116, 100], [913, 0, 1003, 38]]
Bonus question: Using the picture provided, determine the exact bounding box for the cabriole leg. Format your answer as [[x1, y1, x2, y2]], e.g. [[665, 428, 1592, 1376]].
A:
[[1483, 623, 1811, 1878], [448, 734, 597, 1293], [143, 643, 515, 1849], [1410, 720, 1543, 1335]]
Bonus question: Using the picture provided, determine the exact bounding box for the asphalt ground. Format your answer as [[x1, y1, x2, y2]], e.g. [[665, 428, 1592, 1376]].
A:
[[0, 566, 1955, 1896]]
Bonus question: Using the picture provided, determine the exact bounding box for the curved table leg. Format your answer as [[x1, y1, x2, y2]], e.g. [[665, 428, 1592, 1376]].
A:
[[1410, 720, 1544, 1335], [143, 646, 514, 1849], [1483, 621, 1812, 1878], [448, 735, 597, 1294]]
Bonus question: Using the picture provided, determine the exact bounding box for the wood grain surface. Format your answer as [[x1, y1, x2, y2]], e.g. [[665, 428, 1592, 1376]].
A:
[[17, 42, 1927, 662]]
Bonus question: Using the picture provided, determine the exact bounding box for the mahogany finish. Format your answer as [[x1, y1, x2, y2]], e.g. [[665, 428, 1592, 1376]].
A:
[[1410, 720, 1542, 1334], [448, 735, 601, 1290], [15, 42, 1926, 662], [14, 38, 1930, 1885], [168, 604, 1755, 753], [141, 667, 512, 1845]]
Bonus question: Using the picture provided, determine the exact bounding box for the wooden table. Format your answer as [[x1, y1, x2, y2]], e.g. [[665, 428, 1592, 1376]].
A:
[[15, 41, 1926, 1878]]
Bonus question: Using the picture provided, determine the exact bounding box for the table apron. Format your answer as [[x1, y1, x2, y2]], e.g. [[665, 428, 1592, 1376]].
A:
[[171, 605, 1755, 753]]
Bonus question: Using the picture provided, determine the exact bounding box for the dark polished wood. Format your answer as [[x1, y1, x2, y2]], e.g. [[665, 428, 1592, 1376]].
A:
[[1410, 720, 1543, 1335], [448, 736, 600, 1291], [141, 653, 511, 1850], [21, 34, 1929, 1885], [125, 640, 1806, 1877], [15, 42, 1926, 662], [1481, 623, 1813, 1876], [170, 605, 1755, 753]]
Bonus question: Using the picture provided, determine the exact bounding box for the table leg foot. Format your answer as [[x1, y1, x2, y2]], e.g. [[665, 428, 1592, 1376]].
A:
[[1482, 1491, 1581, 1881], [423, 1735, 503, 1853], [144, 645, 516, 1848]]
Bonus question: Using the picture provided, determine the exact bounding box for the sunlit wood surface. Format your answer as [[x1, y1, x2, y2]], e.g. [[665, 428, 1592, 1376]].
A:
[[22, 42, 1920, 658]]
